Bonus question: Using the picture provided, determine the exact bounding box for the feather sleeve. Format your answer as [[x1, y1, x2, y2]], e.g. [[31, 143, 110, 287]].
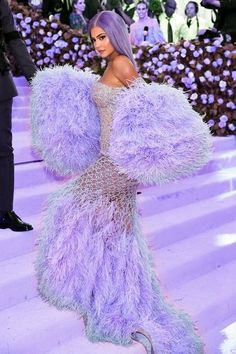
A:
[[30, 65, 100, 177], [110, 79, 212, 185]]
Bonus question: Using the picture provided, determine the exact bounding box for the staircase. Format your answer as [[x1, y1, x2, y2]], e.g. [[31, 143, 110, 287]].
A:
[[0, 77, 235, 354]]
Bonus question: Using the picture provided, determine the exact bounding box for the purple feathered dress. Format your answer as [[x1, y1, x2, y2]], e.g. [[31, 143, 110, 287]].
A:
[[35, 78, 205, 353]]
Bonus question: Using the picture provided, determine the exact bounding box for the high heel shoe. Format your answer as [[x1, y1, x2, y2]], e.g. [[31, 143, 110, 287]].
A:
[[131, 330, 154, 354]]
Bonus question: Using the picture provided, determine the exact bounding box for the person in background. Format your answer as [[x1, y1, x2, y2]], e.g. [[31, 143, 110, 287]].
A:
[[201, 0, 236, 43], [70, 0, 88, 32], [0, 0, 36, 231], [158, 0, 184, 42], [130, 1, 165, 46], [179, 1, 208, 40], [57, 0, 73, 25]]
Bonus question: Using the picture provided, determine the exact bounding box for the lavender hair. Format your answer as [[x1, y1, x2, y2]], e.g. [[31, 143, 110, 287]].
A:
[[88, 11, 136, 67]]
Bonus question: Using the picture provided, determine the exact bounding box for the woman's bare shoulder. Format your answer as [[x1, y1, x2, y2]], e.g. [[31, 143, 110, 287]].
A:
[[111, 55, 139, 87]]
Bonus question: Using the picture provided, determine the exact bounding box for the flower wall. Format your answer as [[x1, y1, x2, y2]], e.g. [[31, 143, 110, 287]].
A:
[[11, 1, 236, 136]]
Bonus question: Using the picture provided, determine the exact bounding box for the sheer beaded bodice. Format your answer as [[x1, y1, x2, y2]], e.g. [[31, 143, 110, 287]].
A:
[[91, 80, 124, 155]]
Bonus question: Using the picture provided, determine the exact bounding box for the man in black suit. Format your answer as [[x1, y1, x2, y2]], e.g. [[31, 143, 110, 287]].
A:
[[0, 0, 37, 231]]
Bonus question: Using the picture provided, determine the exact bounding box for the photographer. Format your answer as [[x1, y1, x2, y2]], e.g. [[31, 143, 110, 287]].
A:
[[201, 0, 236, 42]]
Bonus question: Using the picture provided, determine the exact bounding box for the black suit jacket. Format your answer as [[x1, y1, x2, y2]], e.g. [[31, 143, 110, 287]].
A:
[[0, 0, 37, 101]]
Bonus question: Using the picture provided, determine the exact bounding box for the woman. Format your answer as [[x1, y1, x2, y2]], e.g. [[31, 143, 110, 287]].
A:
[[69, 0, 88, 33], [32, 10, 211, 354], [130, 1, 165, 46]]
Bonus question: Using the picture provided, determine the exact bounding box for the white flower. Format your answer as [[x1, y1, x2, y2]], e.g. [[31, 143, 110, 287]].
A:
[[190, 93, 198, 100]]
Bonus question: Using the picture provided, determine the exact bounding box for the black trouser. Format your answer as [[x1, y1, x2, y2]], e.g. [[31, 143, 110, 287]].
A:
[[0, 98, 14, 211]]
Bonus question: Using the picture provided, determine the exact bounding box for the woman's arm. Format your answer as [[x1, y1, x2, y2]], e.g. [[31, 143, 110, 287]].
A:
[[111, 55, 139, 87]]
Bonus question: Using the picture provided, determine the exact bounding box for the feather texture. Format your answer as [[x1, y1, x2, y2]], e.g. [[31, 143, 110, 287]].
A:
[[110, 80, 212, 185], [30, 65, 100, 177]]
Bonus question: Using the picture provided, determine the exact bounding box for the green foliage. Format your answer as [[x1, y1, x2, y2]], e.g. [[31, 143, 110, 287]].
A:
[[149, 0, 164, 16]]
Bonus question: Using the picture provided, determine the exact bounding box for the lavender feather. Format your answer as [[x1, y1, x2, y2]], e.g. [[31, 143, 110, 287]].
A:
[[30, 65, 100, 177], [110, 80, 212, 185]]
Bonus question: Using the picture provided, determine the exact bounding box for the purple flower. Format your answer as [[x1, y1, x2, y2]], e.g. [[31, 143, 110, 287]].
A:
[[44, 57, 50, 64], [52, 34, 59, 41], [206, 46, 216, 53], [208, 94, 214, 104], [190, 93, 198, 100], [72, 37, 79, 43], [180, 48, 187, 57], [216, 58, 223, 65], [33, 21, 39, 27], [185, 67, 190, 74], [40, 19, 47, 27], [152, 57, 158, 64], [213, 38, 223, 47], [188, 71, 195, 78], [204, 70, 212, 78], [207, 119, 215, 127], [219, 80, 227, 89], [63, 53, 70, 59], [217, 98, 224, 104], [36, 59, 43, 66], [25, 39, 32, 45], [39, 29, 45, 35], [46, 49, 54, 58], [224, 50, 231, 58], [189, 59, 196, 66], [183, 41, 190, 48], [177, 63, 184, 70], [16, 13, 23, 19], [167, 46, 175, 53], [218, 121, 226, 128], [189, 44, 195, 51], [219, 115, 228, 122], [223, 70, 230, 76], [226, 102, 235, 109], [167, 78, 175, 85], [54, 40, 68, 48], [193, 51, 200, 58], [51, 22, 58, 29], [227, 89, 233, 96], [203, 58, 210, 65], [228, 123, 236, 131], [196, 63, 203, 70], [201, 94, 207, 100], [170, 60, 177, 69], [76, 59, 84, 68], [199, 76, 206, 83], [214, 75, 220, 81], [25, 17, 32, 23], [232, 71, 236, 80], [212, 61, 218, 68]]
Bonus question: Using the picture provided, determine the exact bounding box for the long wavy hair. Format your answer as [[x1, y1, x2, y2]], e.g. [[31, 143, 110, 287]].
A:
[[88, 11, 136, 67]]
